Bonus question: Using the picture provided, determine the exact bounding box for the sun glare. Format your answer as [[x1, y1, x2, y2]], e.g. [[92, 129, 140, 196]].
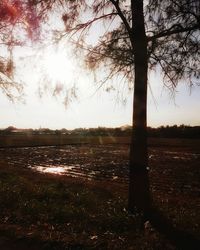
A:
[[42, 50, 74, 84]]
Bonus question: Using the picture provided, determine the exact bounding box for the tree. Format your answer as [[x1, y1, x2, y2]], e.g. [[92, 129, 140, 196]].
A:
[[58, 0, 200, 216], [0, 0, 42, 101], [1, 0, 200, 217], [0, 0, 76, 103]]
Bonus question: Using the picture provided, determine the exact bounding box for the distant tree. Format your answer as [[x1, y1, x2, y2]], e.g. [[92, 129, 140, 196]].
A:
[[5, 125, 17, 132]]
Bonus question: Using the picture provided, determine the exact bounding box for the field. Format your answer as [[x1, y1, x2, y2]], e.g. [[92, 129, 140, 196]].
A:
[[1, 134, 198, 148], [0, 137, 200, 249]]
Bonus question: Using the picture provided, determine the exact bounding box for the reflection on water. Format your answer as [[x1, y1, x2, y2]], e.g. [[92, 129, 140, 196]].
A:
[[30, 165, 75, 175]]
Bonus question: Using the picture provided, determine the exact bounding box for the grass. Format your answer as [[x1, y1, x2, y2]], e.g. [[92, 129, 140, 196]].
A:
[[0, 165, 175, 250]]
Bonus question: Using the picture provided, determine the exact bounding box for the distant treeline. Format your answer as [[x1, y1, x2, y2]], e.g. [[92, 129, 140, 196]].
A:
[[0, 125, 200, 138]]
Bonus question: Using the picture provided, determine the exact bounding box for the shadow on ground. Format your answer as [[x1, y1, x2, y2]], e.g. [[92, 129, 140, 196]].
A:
[[149, 207, 200, 250]]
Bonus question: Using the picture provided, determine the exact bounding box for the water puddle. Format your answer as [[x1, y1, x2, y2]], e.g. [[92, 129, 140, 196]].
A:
[[164, 151, 200, 157], [112, 176, 118, 180], [29, 165, 77, 175]]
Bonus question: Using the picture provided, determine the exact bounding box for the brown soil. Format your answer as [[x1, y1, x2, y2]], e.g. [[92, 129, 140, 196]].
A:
[[0, 140, 199, 249]]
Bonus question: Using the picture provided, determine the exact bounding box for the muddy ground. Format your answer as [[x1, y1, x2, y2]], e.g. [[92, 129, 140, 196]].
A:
[[1, 142, 199, 194], [0, 140, 200, 249]]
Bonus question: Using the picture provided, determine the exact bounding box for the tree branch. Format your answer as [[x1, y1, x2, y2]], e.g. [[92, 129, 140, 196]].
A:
[[66, 12, 117, 32], [147, 23, 200, 41], [110, 0, 132, 37]]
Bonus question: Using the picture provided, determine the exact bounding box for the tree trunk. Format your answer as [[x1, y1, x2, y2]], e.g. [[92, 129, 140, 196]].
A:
[[128, 0, 151, 216]]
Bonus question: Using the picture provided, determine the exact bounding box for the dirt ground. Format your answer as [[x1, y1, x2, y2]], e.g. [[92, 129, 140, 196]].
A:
[[0, 140, 200, 249], [1, 142, 199, 193]]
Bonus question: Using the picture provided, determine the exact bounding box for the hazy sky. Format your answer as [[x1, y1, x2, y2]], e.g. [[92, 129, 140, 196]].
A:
[[0, 45, 199, 130], [0, 8, 199, 129]]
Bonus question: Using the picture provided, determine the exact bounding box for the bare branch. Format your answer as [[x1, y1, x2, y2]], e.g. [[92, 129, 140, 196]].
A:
[[147, 23, 200, 41], [65, 12, 117, 33], [110, 0, 132, 37]]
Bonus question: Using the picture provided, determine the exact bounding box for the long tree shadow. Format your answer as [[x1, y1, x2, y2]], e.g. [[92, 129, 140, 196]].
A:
[[148, 206, 200, 250]]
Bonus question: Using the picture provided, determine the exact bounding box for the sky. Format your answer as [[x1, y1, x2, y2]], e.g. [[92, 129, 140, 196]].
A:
[[0, 5, 200, 130], [0, 47, 199, 130]]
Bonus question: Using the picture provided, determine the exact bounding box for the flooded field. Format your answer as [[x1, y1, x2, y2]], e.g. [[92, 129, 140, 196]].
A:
[[0, 143, 200, 197], [0, 141, 200, 249]]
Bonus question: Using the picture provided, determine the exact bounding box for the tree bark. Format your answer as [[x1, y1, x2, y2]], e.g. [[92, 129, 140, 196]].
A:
[[128, 0, 151, 216]]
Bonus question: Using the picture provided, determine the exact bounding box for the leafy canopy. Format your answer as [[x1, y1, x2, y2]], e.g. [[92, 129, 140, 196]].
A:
[[0, 0, 199, 100], [60, 0, 200, 90]]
